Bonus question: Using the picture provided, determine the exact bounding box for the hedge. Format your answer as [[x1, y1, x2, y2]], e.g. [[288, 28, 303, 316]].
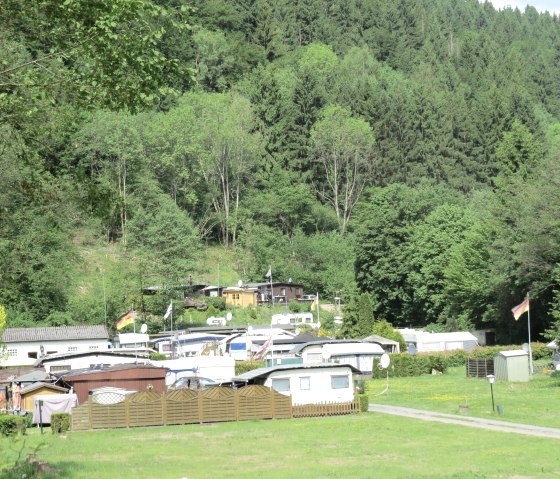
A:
[[370, 342, 551, 378], [51, 413, 70, 434], [0, 414, 28, 437]]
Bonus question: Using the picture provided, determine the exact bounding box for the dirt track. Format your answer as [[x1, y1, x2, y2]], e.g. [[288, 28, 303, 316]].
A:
[[368, 404, 560, 439]]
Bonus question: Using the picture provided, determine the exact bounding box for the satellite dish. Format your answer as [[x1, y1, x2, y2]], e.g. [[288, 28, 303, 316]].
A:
[[379, 353, 391, 369], [226, 312, 232, 322], [521, 343, 529, 352], [237, 279, 243, 287], [407, 343, 417, 356], [247, 325, 253, 334], [140, 324, 148, 334]]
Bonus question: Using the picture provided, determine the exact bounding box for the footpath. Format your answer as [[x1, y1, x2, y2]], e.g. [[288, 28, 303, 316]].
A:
[[368, 404, 560, 439]]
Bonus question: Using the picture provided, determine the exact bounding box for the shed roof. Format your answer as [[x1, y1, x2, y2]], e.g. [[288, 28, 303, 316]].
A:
[[54, 363, 167, 381], [233, 363, 361, 382], [290, 339, 381, 355], [33, 349, 152, 367], [2, 325, 109, 343], [362, 334, 400, 346], [21, 382, 68, 395], [497, 350, 529, 358]]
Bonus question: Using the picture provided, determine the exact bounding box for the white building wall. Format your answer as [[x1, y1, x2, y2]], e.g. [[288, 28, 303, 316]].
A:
[[3, 338, 110, 367], [264, 366, 355, 405]]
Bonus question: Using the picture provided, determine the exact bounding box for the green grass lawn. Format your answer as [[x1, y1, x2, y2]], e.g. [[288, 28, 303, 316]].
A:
[[3, 366, 560, 478], [2, 413, 560, 479], [366, 365, 560, 427]]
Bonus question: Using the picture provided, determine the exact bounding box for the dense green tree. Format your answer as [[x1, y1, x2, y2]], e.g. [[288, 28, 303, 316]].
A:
[[310, 105, 376, 233]]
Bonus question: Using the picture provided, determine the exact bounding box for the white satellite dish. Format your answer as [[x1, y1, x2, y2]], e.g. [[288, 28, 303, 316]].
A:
[[379, 353, 391, 369], [226, 312, 232, 322], [237, 279, 243, 287], [140, 323, 148, 334], [521, 343, 530, 352]]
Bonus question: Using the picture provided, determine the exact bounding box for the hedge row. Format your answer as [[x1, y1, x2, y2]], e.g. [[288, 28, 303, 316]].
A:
[[370, 342, 551, 378], [0, 414, 28, 437]]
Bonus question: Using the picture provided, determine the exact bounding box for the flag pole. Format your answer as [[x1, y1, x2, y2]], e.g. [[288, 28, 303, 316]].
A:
[[527, 292, 533, 375]]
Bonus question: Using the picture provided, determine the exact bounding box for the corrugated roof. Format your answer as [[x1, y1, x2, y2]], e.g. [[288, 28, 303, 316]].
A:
[[233, 363, 361, 382], [2, 325, 109, 343], [497, 350, 528, 357]]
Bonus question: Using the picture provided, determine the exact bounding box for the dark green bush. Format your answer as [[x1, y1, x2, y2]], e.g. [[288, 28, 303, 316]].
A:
[[0, 415, 27, 437], [206, 296, 226, 311], [357, 394, 369, 412], [288, 300, 301, 313], [50, 413, 70, 434]]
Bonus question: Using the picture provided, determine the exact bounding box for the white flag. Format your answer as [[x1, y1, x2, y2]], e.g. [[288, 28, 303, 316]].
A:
[[254, 336, 273, 360], [163, 302, 173, 320], [265, 266, 272, 278]]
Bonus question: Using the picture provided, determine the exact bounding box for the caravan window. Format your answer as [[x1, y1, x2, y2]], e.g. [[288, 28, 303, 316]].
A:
[[299, 376, 310, 390], [271, 378, 290, 392], [330, 375, 349, 389]]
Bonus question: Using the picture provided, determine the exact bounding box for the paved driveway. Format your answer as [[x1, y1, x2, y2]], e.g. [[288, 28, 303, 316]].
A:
[[369, 404, 560, 439]]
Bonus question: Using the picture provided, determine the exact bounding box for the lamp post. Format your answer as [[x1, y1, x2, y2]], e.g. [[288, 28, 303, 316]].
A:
[[487, 374, 495, 413]]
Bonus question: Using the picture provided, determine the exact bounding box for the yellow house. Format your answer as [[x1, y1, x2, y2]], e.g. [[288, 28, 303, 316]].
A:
[[223, 287, 258, 308], [20, 382, 69, 412]]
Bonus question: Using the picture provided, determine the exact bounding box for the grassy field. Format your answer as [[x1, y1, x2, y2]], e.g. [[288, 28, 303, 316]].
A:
[[2, 412, 560, 479], [3, 367, 560, 478], [365, 365, 560, 427]]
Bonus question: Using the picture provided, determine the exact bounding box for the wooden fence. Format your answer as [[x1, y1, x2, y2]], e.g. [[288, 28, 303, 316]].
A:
[[72, 386, 358, 431], [466, 358, 494, 378], [292, 398, 361, 418]]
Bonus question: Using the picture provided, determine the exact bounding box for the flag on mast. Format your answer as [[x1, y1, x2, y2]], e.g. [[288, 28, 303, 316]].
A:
[[254, 336, 273, 360], [115, 310, 136, 330], [310, 293, 319, 311], [512, 298, 530, 320], [163, 302, 173, 320], [265, 266, 272, 278]]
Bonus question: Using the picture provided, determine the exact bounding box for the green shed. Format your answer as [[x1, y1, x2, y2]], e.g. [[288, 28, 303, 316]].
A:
[[494, 350, 529, 382]]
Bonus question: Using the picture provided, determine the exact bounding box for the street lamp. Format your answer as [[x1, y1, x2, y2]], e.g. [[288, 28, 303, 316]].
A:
[[486, 374, 495, 412]]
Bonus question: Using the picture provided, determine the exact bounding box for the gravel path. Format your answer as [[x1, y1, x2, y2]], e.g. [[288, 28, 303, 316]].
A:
[[368, 404, 560, 439]]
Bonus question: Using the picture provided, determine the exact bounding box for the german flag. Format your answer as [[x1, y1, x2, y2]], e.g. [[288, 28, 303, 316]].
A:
[[511, 299, 529, 321], [115, 310, 136, 330]]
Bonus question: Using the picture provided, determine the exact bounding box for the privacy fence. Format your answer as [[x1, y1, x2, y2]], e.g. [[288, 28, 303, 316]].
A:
[[71, 386, 360, 431]]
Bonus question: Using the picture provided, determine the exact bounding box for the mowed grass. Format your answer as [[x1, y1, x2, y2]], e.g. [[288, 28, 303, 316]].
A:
[[2, 413, 560, 479], [366, 365, 560, 427]]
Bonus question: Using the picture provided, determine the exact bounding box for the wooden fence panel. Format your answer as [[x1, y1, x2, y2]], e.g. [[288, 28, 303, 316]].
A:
[[128, 391, 164, 428], [90, 402, 128, 429], [200, 387, 237, 423], [71, 387, 358, 431], [164, 390, 199, 425], [237, 385, 274, 420]]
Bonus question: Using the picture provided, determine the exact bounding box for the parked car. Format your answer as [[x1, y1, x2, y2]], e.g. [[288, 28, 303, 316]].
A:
[[168, 376, 217, 391]]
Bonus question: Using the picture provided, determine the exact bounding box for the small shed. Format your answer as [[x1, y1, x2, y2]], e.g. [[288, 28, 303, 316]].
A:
[[222, 287, 258, 307], [55, 364, 168, 404], [21, 382, 69, 412], [494, 350, 529, 382]]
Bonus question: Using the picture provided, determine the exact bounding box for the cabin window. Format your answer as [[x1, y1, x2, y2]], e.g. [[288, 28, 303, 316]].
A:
[[299, 376, 310, 390], [7, 349, 17, 357], [271, 378, 290, 392], [306, 352, 323, 363], [331, 375, 349, 389]]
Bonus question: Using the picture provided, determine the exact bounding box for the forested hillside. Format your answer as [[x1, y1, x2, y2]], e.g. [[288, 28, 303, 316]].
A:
[[2, 0, 560, 343]]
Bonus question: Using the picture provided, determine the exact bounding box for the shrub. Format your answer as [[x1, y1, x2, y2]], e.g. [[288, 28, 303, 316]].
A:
[[235, 360, 265, 375], [206, 296, 226, 311], [149, 352, 167, 361], [0, 415, 27, 437], [288, 301, 301, 313], [357, 394, 369, 412], [51, 413, 70, 434]]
